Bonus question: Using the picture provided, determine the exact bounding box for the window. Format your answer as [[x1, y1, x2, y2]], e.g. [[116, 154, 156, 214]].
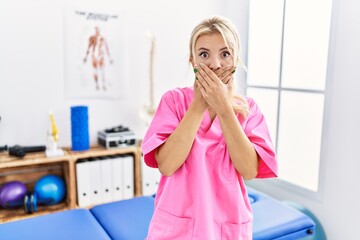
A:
[[246, 0, 333, 192]]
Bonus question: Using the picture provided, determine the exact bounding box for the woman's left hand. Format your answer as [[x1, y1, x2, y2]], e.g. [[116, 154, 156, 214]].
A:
[[213, 65, 236, 85], [194, 63, 235, 115]]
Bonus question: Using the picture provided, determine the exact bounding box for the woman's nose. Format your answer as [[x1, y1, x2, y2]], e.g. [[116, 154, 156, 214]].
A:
[[208, 57, 222, 70]]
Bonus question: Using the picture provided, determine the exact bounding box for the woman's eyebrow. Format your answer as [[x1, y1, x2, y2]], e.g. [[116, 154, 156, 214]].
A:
[[197, 47, 209, 51], [197, 47, 229, 52]]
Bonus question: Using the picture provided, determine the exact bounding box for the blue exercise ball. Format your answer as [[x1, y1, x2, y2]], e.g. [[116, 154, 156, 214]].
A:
[[34, 175, 66, 205]]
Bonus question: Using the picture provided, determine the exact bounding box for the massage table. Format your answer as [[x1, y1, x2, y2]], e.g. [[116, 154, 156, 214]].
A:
[[0, 187, 315, 239]]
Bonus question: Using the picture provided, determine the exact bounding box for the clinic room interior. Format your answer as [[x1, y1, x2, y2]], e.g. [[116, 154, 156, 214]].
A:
[[0, 0, 359, 239]]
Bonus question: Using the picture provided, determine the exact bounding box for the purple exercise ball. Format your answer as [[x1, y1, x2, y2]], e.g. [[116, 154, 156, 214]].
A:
[[0, 181, 28, 208]]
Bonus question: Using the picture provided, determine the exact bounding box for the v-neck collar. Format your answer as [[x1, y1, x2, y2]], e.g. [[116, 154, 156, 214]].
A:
[[208, 109, 217, 125], [186, 87, 222, 138], [200, 109, 220, 137]]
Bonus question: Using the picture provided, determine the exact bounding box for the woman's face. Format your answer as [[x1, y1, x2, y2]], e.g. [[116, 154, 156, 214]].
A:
[[191, 33, 234, 70]]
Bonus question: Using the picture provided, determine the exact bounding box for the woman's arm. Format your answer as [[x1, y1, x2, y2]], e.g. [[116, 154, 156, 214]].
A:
[[217, 106, 259, 180], [155, 83, 208, 177], [195, 63, 259, 180]]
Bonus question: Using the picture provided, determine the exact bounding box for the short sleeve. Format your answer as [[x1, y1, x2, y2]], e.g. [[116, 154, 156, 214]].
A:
[[245, 98, 278, 178], [141, 90, 182, 168]]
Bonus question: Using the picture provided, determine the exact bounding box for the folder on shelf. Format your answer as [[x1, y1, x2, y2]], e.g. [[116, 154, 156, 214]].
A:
[[122, 154, 134, 200], [88, 157, 103, 205], [76, 158, 91, 207], [100, 156, 113, 204], [111, 155, 124, 201], [141, 156, 161, 196]]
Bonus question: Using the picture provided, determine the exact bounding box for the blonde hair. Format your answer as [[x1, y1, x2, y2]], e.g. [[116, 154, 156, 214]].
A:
[[189, 16, 249, 117]]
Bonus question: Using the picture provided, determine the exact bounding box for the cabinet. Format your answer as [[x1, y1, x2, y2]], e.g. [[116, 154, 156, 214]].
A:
[[0, 145, 142, 223]]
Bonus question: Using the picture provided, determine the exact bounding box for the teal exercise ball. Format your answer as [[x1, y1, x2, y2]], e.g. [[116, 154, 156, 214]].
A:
[[34, 175, 66, 205]]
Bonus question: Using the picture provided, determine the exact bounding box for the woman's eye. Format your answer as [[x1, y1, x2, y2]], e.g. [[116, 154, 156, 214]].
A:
[[222, 51, 231, 58], [199, 52, 209, 58]]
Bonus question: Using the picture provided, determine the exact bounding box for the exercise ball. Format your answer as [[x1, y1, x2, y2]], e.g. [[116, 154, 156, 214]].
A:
[[0, 181, 28, 208], [34, 175, 66, 205]]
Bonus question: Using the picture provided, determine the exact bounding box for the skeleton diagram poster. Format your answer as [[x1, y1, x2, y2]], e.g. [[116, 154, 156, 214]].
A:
[[64, 8, 124, 98]]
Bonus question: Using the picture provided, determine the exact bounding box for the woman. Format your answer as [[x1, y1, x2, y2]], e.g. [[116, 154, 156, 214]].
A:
[[141, 16, 278, 240]]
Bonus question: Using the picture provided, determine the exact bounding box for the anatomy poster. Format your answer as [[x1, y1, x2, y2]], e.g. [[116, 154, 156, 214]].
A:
[[64, 8, 124, 98]]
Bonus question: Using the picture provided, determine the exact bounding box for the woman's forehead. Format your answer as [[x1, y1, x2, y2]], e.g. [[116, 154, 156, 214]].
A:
[[195, 33, 227, 50]]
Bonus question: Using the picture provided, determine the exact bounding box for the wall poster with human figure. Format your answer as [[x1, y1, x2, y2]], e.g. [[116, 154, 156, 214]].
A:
[[64, 8, 124, 98]]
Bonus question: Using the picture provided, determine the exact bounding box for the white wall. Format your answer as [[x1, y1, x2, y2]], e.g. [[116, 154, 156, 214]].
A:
[[0, 0, 225, 146], [236, 0, 360, 239]]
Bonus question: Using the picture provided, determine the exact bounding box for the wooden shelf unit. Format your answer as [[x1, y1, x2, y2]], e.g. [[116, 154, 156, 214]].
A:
[[0, 145, 142, 223]]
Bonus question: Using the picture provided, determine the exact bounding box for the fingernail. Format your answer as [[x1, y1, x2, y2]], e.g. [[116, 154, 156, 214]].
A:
[[200, 63, 205, 67], [193, 68, 198, 73], [196, 76, 198, 80], [232, 66, 237, 73]]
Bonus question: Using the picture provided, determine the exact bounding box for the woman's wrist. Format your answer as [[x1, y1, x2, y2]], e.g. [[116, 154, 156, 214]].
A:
[[189, 101, 207, 116], [216, 102, 234, 118]]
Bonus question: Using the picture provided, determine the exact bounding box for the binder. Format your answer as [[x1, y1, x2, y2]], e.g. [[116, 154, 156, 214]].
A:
[[88, 157, 103, 205], [141, 156, 161, 196], [122, 154, 134, 199], [76, 158, 91, 207], [99, 156, 113, 204], [111, 155, 124, 201]]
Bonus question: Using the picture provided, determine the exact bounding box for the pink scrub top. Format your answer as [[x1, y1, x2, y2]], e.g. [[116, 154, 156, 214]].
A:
[[142, 87, 278, 240]]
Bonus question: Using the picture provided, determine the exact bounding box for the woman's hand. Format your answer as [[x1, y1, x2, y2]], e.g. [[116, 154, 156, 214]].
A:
[[192, 67, 208, 113], [194, 64, 235, 115], [214, 65, 237, 84]]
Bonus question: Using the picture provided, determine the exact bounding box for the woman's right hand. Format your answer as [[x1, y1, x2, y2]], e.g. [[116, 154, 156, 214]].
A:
[[192, 65, 235, 112], [192, 65, 208, 113]]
